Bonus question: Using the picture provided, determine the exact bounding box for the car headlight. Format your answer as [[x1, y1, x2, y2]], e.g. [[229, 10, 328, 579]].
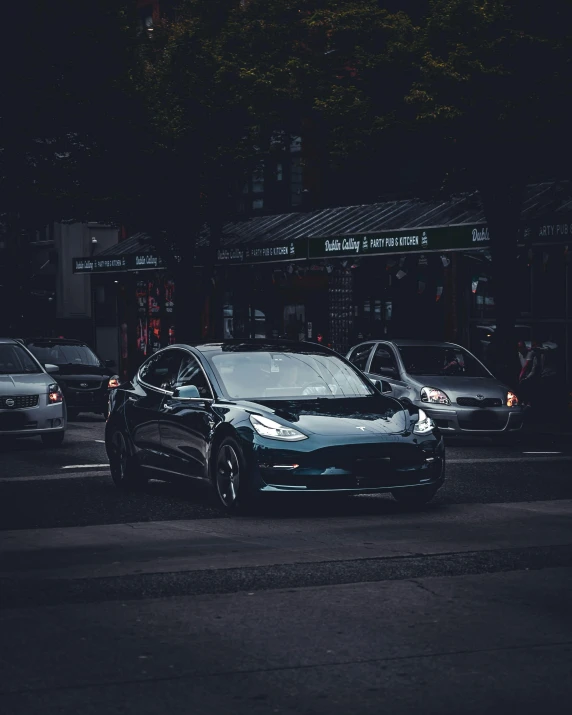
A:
[[48, 383, 63, 404], [108, 376, 120, 389], [250, 414, 308, 441], [420, 387, 450, 405], [506, 391, 519, 407], [413, 408, 435, 435]]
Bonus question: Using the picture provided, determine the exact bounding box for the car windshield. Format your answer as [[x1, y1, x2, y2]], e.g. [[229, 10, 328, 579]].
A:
[[211, 351, 375, 399], [26, 343, 101, 367], [0, 343, 42, 375], [398, 345, 491, 378]]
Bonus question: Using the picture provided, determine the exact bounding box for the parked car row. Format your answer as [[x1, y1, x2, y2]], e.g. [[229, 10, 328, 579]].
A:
[[346, 339, 523, 437], [2, 334, 526, 514], [21, 338, 118, 420], [0, 337, 120, 447]]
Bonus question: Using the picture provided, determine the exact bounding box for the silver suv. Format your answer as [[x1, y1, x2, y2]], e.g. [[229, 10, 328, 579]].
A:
[[0, 338, 66, 446]]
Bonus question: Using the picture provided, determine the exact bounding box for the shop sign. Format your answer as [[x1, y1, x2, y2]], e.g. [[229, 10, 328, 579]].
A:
[[216, 241, 304, 263], [308, 224, 489, 259], [73, 253, 164, 273], [134, 254, 162, 268], [73, 256, 128, 273], [523, 216, 572, 242]]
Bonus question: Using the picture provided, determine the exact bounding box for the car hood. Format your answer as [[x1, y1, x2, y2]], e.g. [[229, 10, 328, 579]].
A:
[[0, 373, 51, 395], [405, 375, 507, 400], [51, 365, 112, 379], [235, 395, 408, 436]]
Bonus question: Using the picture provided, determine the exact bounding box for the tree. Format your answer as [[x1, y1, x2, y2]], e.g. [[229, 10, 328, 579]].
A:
[[405, 0, 572, 382], [262, 1, 571, 381], [1, 1, 153, 332]]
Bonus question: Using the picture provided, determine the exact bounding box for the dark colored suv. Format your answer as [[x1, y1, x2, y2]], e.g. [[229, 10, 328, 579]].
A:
[[23, 338, 118, 420]]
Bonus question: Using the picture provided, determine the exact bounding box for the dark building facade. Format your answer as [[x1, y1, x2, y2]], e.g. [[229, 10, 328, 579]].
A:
[[73, 182, 572, 385]]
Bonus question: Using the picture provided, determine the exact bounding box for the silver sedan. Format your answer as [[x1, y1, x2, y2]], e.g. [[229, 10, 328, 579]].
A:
[[0, 338, 66, 446], [347, 339, 524, 436]]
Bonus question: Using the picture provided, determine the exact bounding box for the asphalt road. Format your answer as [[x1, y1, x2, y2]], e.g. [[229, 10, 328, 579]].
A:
[[1, 415, 572, 714]]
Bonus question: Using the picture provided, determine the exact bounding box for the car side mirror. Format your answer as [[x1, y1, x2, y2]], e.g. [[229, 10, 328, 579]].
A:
[[105, 359, 116, 368], [44, 363, 60, 374], [173, 384, 201, 400], [369, 378, 382, 391]]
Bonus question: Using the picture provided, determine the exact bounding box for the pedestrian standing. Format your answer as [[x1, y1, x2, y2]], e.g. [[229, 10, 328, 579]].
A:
[[519, 341, 541, 408]]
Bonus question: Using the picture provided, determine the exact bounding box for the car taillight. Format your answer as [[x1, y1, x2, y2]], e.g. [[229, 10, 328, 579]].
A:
[[108, 376, 120, 389]]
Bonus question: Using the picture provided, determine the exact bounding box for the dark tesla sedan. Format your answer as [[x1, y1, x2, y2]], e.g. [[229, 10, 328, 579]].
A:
[[105, 341, 445, 512], [24, 338, 119, 420]]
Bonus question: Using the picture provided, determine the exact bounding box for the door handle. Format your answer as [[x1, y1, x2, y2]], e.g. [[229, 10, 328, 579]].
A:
[[163, 403, 177, 411]]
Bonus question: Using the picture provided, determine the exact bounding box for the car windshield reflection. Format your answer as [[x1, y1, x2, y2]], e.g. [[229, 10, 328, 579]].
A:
[[398, 345, 491, 378], [211, 351, 375, 400]]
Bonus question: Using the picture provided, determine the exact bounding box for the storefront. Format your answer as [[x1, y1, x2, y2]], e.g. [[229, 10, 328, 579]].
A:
[[467, 215, 572, 383], [72, 187, 572, 383], [74, 221, 489, 375]]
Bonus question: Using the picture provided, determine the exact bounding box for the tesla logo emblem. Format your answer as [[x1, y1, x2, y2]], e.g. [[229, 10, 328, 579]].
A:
[[80, 383, 88, 388], [5, 398, 15, 408], [356, 426, 366, 431], [476, 394, 485, 400]]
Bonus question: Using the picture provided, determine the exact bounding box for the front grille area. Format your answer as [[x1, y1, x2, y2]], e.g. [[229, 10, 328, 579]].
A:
[[457, 397, 503, 408], [0, 395, 39, 409], [259, 443, 440, 490], [458, 411, 508, 431], [302, 443, 427, 471], [65, 381, 103, 392]]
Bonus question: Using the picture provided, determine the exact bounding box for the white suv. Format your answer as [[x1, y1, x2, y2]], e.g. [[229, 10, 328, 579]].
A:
[[0, 338, 66, 446]]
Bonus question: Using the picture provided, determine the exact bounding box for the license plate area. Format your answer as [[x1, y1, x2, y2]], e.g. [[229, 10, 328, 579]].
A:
[[354, 457, 392, 480], [467, 410, 499, 429], [0, 412, 27, 430]]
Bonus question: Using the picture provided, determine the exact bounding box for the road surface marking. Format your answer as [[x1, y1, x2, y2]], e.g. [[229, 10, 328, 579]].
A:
[[523, 451, 562, 455], [62, 464, 109, 469], [448, 456, 572, 464], [0, 472, 109, 483]]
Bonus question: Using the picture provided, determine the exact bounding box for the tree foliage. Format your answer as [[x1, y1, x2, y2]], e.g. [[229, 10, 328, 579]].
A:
[[3, 1, 571, 354], [404, 0, 572, 380]]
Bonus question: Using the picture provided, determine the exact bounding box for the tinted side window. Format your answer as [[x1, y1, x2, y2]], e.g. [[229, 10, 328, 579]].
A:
[[139, 350, 184, 390], [176, 354, 212, 398], [348, 343, 374, 371], [370, 345, 399, 375]]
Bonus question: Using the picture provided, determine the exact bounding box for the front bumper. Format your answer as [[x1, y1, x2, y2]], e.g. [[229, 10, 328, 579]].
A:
[[0, 399, 65, 436], [241, 431, 445, 494], [420, 403, 524, 434], [63, 387, 108, 411]]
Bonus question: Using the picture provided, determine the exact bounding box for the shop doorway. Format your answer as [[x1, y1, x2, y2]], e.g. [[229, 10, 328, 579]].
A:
[[283, 304, 305, 341]]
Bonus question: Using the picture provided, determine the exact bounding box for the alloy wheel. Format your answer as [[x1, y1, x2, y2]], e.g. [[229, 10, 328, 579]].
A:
[[216, 444, 241, 508]]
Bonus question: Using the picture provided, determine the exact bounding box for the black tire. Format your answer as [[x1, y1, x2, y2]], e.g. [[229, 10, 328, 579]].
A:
[[67, 408, 80, 421], [41, 431, 65, 448], [108, 429, 146, 489], [211, 436, 258, 514], [391, 483, 441, 508]]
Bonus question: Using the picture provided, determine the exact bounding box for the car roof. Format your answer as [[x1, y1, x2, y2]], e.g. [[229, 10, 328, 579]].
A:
[[184, 339, 334, 356], [0, 337, 19, 345], [378, 339, 463, 349], [24, 338, 88, 346]]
